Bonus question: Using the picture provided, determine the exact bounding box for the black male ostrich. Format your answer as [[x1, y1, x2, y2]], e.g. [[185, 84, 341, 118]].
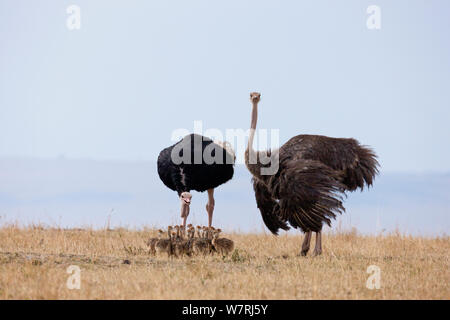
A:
[[245, 92, 379, 256], [157, 133, 235, 227]]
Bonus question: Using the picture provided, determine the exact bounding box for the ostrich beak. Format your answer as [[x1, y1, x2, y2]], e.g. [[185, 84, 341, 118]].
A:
[[181, 197, 191, 205]]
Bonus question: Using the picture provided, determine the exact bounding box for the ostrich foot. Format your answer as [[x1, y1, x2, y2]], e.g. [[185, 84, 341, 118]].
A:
[[312, 249, 322, 256]]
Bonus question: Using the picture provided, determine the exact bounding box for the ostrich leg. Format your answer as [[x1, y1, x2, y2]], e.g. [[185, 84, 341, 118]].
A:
[[313, 231, 322, 256], [300, 231, 312, 256], [206, 189, 215, 227], [181, 212, 187, 228]]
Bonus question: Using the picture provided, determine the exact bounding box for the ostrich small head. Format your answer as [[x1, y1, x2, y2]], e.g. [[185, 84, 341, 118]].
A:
[[250, 92, 261, 103], [188, 227, 195, 239], [207, 227, 215, 239], [180, 192, 192, 206], [180, 192, 192, 219]]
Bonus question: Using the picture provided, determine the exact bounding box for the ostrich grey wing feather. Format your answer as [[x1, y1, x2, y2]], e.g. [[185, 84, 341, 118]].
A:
[[252, 178, 290, 235], [268, 158, 345, 233], [282, 135, 379, 191], [341, 144, 379, 191]]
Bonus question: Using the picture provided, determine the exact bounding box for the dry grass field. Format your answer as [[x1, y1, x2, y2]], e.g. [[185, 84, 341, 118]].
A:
[[0, 225, 448, 299]]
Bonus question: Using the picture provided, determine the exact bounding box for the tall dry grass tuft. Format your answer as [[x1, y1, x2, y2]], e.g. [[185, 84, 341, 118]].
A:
[[0, 225, 448, 299]]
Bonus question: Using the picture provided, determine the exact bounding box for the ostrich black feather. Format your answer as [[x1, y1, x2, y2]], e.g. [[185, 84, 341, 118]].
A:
[[157, 134, 235, 195]]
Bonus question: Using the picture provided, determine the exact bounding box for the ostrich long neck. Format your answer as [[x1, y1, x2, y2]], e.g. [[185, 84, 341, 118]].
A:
[[245, 101, 263, 179], [248, 101, 258, 154]]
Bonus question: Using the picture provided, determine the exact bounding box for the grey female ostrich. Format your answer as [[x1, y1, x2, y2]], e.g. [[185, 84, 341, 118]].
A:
[[245, 92, 379, 256], [157, 133, 235, 227]]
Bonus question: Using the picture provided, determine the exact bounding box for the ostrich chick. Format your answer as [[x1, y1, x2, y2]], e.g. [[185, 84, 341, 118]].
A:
[[167, 225, 173, 238], [183, 227, 196, 256], [193, 232, 212, 256], [147, 229, 164, 255], [173, 230, 187, 257], [155, 230, 172, 257], [212, 229, 234, 256]]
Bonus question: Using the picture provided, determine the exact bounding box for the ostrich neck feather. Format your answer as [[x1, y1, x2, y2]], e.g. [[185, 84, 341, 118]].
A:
[[245, 101, 268, 181]]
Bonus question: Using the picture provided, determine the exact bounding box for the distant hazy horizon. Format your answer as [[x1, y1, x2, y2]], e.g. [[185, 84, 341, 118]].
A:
[[1, 157, 448, 236]]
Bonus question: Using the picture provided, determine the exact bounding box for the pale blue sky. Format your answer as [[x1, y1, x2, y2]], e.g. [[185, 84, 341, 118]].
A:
[[1, 0, 450, 172]]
